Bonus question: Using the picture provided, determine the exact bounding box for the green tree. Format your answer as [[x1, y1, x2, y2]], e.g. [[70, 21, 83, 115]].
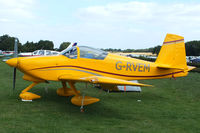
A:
[[123, 49, 134, 53], [59, 42, 71, 51], [152, 45, 161, 55], [0, 34, 22, 52], [185, 41, 200, 56], [37, 40, 54, 50], [21, 41, 37, 52]]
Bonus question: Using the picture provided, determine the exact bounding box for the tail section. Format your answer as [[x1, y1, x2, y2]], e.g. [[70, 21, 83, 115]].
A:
[[155, 34, 188, 70]]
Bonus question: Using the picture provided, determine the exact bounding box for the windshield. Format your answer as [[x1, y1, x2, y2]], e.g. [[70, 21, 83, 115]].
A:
[[38, 50, 44, 55], [79, 46, 108, 60], [61, 46, 108, 60], [46, 50, 51, 55], [33, 50, 38, 55]]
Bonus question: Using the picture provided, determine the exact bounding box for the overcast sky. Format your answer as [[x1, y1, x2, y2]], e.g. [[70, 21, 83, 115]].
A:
[[0, 0, 200, 49]]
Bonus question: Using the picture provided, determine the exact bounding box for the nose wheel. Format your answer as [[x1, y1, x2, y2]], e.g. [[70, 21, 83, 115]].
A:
[[19, 82, 41, 101]]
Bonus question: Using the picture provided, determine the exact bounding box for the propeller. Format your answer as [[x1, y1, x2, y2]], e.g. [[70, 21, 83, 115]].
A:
[[13, 38, 18, 91]]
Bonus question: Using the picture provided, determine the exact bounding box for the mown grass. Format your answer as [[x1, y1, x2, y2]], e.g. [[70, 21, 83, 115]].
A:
[[0, 61, 200, 133]]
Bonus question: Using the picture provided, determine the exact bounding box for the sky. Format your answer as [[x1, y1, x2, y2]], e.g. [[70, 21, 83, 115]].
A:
[[1, 0, 200, 49]]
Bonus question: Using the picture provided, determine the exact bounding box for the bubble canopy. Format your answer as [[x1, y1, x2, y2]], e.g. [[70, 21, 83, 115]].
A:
[[61, 46, 108, 60]]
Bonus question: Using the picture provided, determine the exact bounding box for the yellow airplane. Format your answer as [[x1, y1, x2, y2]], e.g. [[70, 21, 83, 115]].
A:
[[6, 34, 195, 110]]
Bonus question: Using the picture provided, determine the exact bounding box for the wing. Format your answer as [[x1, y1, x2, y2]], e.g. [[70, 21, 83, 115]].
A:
[[58, 74, 152, 87]]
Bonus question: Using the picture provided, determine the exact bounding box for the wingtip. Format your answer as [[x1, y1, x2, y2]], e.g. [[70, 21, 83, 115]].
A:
[[143, 84, 153, 87], [137, 82, 153, 87]]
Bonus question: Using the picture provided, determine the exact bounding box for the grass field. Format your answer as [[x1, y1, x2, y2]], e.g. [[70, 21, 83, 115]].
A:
[[0, 61, 200, 133]]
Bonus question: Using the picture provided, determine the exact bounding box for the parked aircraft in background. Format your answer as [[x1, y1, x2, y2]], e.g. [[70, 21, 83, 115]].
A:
[[0, 50, 3, 57], [191, 58, 200, 63], [6, 34, 195, 111], [2, 51, 14, 56], [19, 50, 60, 57]]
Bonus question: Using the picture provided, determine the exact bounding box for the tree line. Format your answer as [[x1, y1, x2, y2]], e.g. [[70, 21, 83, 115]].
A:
[[102, 41, 200, 56], [151, 41, 200, 56], [0, 34, 200, 56], [0, 35, 70, 52], [102, 45, 161, 55]]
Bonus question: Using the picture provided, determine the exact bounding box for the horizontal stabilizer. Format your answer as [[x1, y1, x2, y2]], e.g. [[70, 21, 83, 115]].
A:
[[186, 66, 196, 72], [156, 64, 185, 70]]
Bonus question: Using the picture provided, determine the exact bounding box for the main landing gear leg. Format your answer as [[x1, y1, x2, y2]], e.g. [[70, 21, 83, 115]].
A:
[[68, 82, 84, 112], [57, 81, 80, 97], [68, 82, 80, 96], [68, 82, 100, 112], [19, 82, 41, 101]]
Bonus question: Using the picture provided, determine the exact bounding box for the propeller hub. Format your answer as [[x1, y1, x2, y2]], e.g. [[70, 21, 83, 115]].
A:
[[6, 58, 18, 67]]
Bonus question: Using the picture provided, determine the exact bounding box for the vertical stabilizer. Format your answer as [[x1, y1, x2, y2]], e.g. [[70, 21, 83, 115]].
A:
[[155, 34, 187, 69]]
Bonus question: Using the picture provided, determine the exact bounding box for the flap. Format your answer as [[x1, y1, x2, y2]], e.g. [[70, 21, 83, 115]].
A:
[[58, 75, 152, 87]]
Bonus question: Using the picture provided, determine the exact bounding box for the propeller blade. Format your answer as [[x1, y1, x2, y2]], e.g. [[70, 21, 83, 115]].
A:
[[14, 39, 18, 58], [13, 38, 18, 91], [13, 68, 16, 91]]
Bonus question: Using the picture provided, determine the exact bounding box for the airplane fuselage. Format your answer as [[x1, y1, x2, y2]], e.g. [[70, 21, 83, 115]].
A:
[[15, 53, 187, 82]]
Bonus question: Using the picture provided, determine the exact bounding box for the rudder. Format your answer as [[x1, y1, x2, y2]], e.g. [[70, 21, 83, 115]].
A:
[[155, 34, 187, 70]]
